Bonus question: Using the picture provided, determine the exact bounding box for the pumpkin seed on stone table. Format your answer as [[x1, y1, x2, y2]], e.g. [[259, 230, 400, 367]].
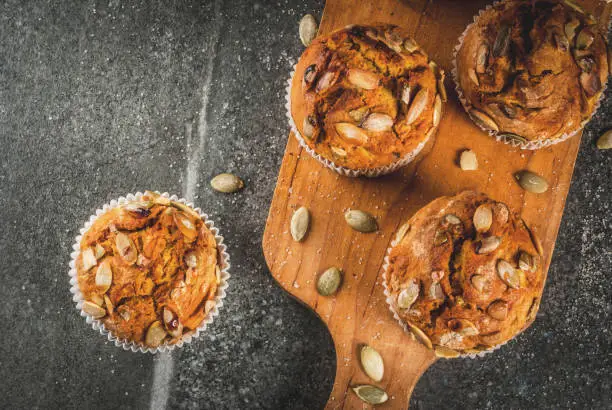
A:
[[210, 173, 244, 193], [299, 14, 317, 47], [596, 129, 612, 149]]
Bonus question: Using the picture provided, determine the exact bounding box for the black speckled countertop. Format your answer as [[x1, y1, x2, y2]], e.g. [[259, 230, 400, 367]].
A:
[[0, 1, 610, 409]]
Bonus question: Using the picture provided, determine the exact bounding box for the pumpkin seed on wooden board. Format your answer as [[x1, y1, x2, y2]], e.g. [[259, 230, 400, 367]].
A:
[[360, 345, 384, 382], [596, 129, 612, 149], [515, 171, 549, 194], [298, 14, 317, 47], [344, 210, 378, 233], [211, 173, 244, 193], [352, 385, 389, 405], [459, 150, 478, 171], [316, 267, 342, 296], [290, 206, 310, 242]]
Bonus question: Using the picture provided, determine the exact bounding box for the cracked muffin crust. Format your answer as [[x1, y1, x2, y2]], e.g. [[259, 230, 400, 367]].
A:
[[76, 191, 221, 348], [291, 24, 445, 171], [456, 0, 608, 145], [385, 191, 545, 356]]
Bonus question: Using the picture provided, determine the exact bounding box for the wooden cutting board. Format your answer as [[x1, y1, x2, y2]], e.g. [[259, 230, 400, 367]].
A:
[[263, 0, 606, 408]]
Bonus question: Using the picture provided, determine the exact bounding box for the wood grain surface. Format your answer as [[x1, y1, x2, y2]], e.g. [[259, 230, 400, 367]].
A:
[[263, 0, 605, 408]]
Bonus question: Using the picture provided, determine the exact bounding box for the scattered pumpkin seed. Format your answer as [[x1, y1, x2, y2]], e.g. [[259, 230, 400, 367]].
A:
[[302, 117, 315, 139], [478, 236, 501, 254], [347, 69, 379, 90], [498, 132, 528, 145], [518, 251, 536, 272], [575, 28, 594, 50], [596, 129, 612, 149], [432, 94, 442, 127], [437, 77, 447, 102], [469, 109, 499, 132], [335, 122, 369, 144], [103, 295, 114, 315], [352, 385, 388, 405], [515, 171, 549, 194], [487, 300, 509, 320], [410, 323, 433, 349], [526, 225, 544, 256], [344, 209, 378, 233], [316, 71, 336, 92], [95, 260, 113, 293], [81, 247, 97, 271], [435, 345, 460, 358], [445, 214, 461, 225], [476, 43, 489, 73], [360, 345, 384, 382], [298, 14, 317, 47], [94, 243, 105, 260], [317, 267, 342, 296], [492, 23, 511, 57], [470, 274, 487, 292], [460, 150, 478, 171], [434, 229, 448, 246], [362, 113, 394, 132], [211, 173, 244, 193], [403, 38, 419, 53], [115, 232, 137, 263], [448, 318, 479, 336], [145, 321, 167, 347], [405, 89, 429, 125], [473, 204, 492, 232], [395, 222, 410, 243], [290, 206, 310, 242], [468, 68, 479, 86], [497, 259, 520, 289], [564, 19, 580, 41], [82, 300, 106, 319], [397, 280, 419, 309]]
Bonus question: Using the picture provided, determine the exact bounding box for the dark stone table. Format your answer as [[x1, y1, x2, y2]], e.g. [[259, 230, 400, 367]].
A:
[[0, 0, 609, 409]]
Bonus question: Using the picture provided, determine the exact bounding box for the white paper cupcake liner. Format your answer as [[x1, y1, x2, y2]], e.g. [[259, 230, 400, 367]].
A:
[[68, 191, 231, 354], [381, 225, 505, 359], [452, 0, 608, 150], [285, 65, 432, 177]]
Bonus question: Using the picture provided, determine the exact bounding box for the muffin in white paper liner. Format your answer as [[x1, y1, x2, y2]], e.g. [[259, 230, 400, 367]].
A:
[[68, 191, 230, 354], [285, 66, 433, 178], [452, 0, 608, 150], [381, 225, 506, 359]]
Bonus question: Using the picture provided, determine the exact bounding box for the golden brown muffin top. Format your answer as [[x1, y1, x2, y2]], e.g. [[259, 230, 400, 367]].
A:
[[291, 24, 444, 170], [76, 192, 220, 348], [385, 191, 545, 356], [456, 0, 608, 143]]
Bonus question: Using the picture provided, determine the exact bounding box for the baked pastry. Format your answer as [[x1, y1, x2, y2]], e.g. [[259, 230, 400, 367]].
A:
[[384, 191, 545, 356], [455, 0, 608, 147], [290, 24, 445, 174], [75, 191, 222, 349]]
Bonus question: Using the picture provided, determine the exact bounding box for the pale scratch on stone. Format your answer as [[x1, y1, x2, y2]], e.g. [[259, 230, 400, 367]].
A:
[[151, 1, 224, 409]]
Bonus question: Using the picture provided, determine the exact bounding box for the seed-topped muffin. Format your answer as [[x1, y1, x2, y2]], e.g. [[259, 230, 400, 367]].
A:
[[75, 191, 222, 349], [455, 0, 608, 147], [384, 191, 545, 356], [290, 24, 445, 174]]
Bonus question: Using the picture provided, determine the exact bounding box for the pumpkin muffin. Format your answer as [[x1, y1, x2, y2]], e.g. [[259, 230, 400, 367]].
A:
[[384, 191, 545, 356], [291, 24, 445, 174], [75, 191, 222, 349], [455, 0, 608, 147]]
